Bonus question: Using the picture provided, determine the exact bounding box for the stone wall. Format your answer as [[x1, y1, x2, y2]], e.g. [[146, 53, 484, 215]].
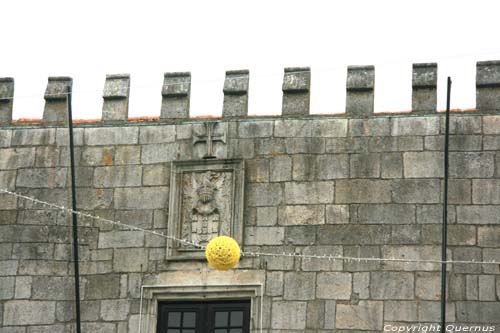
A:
[[0, 62, 500, 332]]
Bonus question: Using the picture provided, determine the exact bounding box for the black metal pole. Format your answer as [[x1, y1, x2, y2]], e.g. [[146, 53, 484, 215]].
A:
[[441, 77, 452, 331], [67, 87, 82, 333]]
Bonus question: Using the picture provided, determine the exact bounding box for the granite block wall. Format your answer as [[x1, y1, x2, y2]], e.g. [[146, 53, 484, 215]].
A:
[[0, 62, 499, 332]]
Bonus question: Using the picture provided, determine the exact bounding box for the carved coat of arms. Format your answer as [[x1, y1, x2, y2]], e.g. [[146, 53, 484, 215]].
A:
[[167, 159, 244, 259]]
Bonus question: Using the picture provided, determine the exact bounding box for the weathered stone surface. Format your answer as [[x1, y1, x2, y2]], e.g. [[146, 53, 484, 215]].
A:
[[271, 301, 306, 330], [327, 137, 370, 153], [244, 226, 284, 245], [0, 226, 49, 243], [265, 271, 283, 296], [456, 302, 500, 323], [391, 117, 440, 136], [4, 300, 56, 325], [55, 300, 100, 322], [306, 299, 325, 329], [483, 115, 500, 134], [0, 130, 12, 147], [310, 118, 348, 137], [114, 187, 168, 209], [254, 137, 285, 155], [284, 226, 317, 245], [31, 277, 75, 301], [0, 147, 35, 169], [424, 135, 482, 151], [457, 206, 500, 224], [417, 204, 455, 224], [415, 272, 440, 300], [382, 246, 441, 271], [370, 135, 424, 152], [12, 129, 56, 146], [453, 247, 482, 274], [392, 224, 421, 244], [81, 322, 116, 333], [142, 164, 169, 186], [350, 153, 380, 178], [392, 179, 441, 203], [325, 205, 349, 224], [357, 204, 415, 224], [344, 246, 381, 271], [293, 154, 349, 180], [0, 260, 17, 276], [285, 137, 325, 154], [139, 125, 175, 144], [0, 277, 15, 299], [484, 136, 500, 150], [370, 272, 414, 299], [113, 248, 147, 272], [384, 300, 417, 321], [336, 180, 391, 203], [255, 206, 277, 226], [403, 151, 443, 178], [275, 119, 312, 137], [302, 246, 343, 271], [473, 179, 500, 204], [478, 226, 500, 247], [336, 301, 383, 330], [278, 205, 325, 225], [418, 301, 456, 322], [34, 146, 60, 167], [466, 275, 479, 300], [141, 143, 177, 164], [101, 299, 129, 321], [483, 249, 500, 274], [349, 118, 390, 136], [0, 170, 16, 190], [84, 127, 138, 145], [246, 159, 269, 183], [285, 181, 334, 204], [269, 155, 292, 182], [81, 146, 114, 166], [284, 272, 316, 300], [316, 272, 351, 300], [450, 152, 495, 178], [478, 275, 496, 301], [318, 225, 391, 245], [247, 183, 282, 206], [115, 210, 153, 229], [94, 165, 142, 187], [16, 168, 67, 188], [12, 243, 54, 260], [98, 231, 144, 248], [76, 188, 113, 210], [55, 127, 84, 146], [324, 300, 336, 329], [238, 121, 273, 138], [114, 145, 141, 165]]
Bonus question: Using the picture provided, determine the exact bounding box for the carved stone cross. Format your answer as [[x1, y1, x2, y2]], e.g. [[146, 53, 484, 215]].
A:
[[193, 122, 226, 159]]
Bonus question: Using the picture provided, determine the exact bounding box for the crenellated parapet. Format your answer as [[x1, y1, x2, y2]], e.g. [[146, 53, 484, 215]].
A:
[[2, 60, 500, 125]]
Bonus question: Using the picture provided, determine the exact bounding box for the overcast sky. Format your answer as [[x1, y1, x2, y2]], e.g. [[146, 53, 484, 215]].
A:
[[2, 0, 500, 120]]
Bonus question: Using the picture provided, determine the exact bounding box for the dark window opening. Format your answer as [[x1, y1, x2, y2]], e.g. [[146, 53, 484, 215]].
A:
[[157, 300, 250, 333]]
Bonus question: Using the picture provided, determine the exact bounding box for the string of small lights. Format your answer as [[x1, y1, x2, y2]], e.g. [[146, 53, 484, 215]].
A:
[[1, 188, 499, 266]]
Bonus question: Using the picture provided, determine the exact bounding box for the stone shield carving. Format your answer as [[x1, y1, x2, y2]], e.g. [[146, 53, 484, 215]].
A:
[[167, 159, 244, 260]]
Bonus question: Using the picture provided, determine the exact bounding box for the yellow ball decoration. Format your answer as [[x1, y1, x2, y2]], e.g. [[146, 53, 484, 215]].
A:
[[205, 236, 241, 271]]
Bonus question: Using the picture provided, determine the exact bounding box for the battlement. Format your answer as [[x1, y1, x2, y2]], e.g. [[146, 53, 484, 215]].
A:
[[1, 60, 500, 126]]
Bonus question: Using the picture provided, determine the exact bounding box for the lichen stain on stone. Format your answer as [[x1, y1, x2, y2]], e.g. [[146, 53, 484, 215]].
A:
[[103, 151, 113, 165]]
